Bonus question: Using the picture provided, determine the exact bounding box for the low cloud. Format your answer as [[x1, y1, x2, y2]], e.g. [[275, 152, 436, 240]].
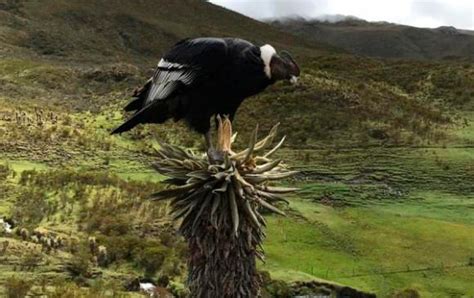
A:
[[210, 0, 474, 30], [410, 0, 473, 29], [312, 14, 363, 23], [211, 0, 327, 19]]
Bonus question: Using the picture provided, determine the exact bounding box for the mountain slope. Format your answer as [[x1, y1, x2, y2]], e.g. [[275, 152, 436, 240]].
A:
[[0, 0, 471, 147], [0, 0, 327, 63], [269, 17, 474, 60]]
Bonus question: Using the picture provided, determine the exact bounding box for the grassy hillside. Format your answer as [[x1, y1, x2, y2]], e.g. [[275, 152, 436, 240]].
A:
[[0, 0, 323, 62], [270, 17, 474, 61], [0, 0, 473, 297], [263, 141, 474, 296]]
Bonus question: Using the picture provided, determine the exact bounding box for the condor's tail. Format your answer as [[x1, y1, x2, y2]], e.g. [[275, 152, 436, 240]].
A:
[[111, 73, 186, 134], [123, 79, 153, 112], [111, 78, 169, 134], [111, 101, 170, 134]]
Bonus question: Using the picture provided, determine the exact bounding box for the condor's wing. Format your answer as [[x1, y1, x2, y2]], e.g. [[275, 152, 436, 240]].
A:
[[124, 38, 230, 112], [112, 38, 229, 134]]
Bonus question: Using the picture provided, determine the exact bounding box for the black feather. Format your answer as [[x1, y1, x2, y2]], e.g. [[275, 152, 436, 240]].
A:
[[111, 101, 169, 134], [112, 37, 273, 135], [124, 97, 143, 112], [124, 79, 153, 112]]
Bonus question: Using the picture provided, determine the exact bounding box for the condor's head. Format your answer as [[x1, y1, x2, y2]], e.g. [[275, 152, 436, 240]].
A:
[[260, 44, 300, 84]]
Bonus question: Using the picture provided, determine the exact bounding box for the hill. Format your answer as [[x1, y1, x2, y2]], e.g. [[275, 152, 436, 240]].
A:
[[269, 17, 474, 60], [0, 0, 323, 62]]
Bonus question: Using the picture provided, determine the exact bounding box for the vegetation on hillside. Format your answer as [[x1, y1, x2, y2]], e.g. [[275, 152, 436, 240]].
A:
[[270, 17, 474, 60]]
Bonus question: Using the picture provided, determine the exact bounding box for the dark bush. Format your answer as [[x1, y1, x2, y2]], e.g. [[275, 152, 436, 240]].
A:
[[263, 279, 291, 298], [392, 288, 421, 298], [66, 247, 91, 279], [99, 235, 144, 262], [5, 276, 32, 298], [91, 214, 131, 236], [0, 164, 12, 181], [11, 189, 50, 225], [135, 246, 168, 277]]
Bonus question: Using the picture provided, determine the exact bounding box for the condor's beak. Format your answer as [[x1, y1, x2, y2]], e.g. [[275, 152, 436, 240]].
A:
[[270, 50, 300, 83], [280, 50, 300, 85], [290, 75, 298, 85]]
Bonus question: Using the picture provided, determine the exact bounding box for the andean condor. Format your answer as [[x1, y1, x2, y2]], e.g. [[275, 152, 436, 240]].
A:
[[111, 37, 300, 154]]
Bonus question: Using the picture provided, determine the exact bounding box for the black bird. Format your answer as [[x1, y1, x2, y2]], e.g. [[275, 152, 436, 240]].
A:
[[111, 37, 300, 152]]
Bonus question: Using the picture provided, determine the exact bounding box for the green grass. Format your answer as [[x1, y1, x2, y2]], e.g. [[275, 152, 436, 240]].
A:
[[259, 130, 474, 296], [450, 113, 474, 144], [379, 191, 474, 225], [262, 196, 474, 297], [3, 160, 49, 173], [97, 158, 163, 182]]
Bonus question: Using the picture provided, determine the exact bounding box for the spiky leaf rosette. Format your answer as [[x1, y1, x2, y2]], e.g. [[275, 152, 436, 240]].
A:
[[152, 122, 297, 298]]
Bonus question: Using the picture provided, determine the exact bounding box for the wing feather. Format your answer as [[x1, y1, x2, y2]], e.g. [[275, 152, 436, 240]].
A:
[[144, 38, 229, 105]]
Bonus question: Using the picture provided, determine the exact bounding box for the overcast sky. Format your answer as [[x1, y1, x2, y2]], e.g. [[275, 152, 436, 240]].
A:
[[210, 0, 474, 30]]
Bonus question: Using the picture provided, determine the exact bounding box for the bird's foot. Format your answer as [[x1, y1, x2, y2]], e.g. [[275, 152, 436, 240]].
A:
[[207, 147, 225, 164]]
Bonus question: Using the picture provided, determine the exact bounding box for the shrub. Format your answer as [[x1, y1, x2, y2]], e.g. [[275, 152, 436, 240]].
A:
[[11, 188, 50, 225], [89, 279, 122, 297], [263, 279, 291, 298], [392, 288, 421, 298], [5, 276, 32, 298], [135, 246, 168, 277], [66, 247, 91, 279], [169, 281, 190, 298], [21, 251, 43, 271], [0, 164, 12, 181], [85, 213, 131, 236], [100, 235, 144, 262], [46, 280, 83, 298]]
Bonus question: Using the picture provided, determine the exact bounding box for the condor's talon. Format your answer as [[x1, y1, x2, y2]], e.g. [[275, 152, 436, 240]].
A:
[[207, 148, 224, 164]]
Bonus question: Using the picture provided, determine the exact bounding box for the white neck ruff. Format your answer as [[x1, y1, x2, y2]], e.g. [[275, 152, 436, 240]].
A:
[[260, 44, 276, 79]]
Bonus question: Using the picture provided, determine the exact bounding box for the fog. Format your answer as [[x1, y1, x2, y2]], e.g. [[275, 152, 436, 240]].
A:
[[210, 0, 474, 30]]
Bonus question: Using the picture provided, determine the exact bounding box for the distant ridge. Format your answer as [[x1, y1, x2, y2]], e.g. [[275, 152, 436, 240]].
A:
[[269, 16, 474, 60]]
